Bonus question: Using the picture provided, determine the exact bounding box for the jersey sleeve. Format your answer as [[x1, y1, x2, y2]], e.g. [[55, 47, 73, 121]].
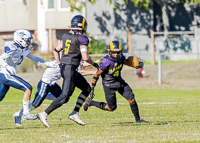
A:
[[79, 35, 89, 46], [4, 46, 14, 55], [99, 57, 110, 71]]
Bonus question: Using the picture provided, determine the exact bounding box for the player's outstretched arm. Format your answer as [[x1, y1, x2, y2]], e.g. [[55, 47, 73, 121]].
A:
[[124, 56, 144, 69], [27, 53, 56, 67], [78, 70, 96, 76]]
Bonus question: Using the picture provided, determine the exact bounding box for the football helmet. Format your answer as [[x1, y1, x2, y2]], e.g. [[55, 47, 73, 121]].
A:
[[14, 29, 33, 48], [107, 41, 123, 61], [71, 15, 87, 33]]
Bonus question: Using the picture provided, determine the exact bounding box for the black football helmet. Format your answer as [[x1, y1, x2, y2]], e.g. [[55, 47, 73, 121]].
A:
[[71, 15, 87, 33], [107, 41, 123, 62]]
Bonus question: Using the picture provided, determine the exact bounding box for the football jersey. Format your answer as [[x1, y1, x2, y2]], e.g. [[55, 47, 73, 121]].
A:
[[60, 32, 89, 67], [99, 55, 126, 87], [0, 43, 31, 75], [41, 60, 61, 85], [0, 43, 47, 75]]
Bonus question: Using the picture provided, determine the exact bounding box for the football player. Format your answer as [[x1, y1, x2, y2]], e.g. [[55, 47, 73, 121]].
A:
[[0, 29, 55, 121], [83, 41, 150, 124], [13, 59, 96, 126], [37, 15, 99, 127]]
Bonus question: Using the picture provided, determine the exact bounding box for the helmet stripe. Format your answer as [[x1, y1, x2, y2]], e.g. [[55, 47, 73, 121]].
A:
[[119, 43, 122, 51], [110, 42, 114, 51], [82, 18, 85, 30]]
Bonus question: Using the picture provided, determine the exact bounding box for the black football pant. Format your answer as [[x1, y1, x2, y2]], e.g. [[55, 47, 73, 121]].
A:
[[45, 64, 91, 115]]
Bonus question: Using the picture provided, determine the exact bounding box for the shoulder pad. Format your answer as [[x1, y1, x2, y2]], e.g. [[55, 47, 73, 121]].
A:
[[80, 35, 89, 46]]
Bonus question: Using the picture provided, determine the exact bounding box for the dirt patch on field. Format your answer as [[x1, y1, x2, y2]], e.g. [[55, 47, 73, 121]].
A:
[[16, 60, 200, 90]]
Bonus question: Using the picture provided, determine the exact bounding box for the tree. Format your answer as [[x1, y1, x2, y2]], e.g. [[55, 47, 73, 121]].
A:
[[67, 0, 200, 32]]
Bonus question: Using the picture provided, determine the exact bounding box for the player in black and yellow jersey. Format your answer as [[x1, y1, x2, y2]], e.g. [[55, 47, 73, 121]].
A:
[[37, 15, 98, 127], [83, 41, 149, 124]]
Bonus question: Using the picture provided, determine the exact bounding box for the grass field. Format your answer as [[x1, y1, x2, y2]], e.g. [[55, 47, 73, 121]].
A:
[[0, 87, 200, 142]]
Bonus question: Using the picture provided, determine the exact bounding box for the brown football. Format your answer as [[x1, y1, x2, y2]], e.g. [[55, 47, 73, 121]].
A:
[[127, 56, 139, 68]]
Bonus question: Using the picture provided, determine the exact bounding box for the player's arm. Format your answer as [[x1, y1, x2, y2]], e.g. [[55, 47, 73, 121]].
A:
[[78, 70, 96, 76], [80, 45, 98, 69], [123, 56, 144, 69], [27, 53, 56, 67], [53, 42, 63, 65], [91, 69, 103, 88], [89, 69, 103, 99]]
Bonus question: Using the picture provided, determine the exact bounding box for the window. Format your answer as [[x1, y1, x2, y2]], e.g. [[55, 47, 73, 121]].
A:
[[58, 0, 70, 11], [0, 0, 5, 3], [48, 0, 54, 9], [45, 0, 55, 11]]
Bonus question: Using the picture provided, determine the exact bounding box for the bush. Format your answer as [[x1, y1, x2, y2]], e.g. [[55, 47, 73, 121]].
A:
[[86, 34, 107, 54]]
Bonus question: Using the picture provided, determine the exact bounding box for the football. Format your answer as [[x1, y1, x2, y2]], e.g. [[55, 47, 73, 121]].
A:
[[127, 56, 139, 68]]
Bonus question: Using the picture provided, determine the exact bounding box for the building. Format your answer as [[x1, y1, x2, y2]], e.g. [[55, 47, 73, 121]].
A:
[[0, 0, 79, 54]]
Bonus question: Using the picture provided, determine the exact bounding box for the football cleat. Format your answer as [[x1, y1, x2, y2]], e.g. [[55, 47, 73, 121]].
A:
[[83, 97, 92, 111], [37, 112, 50, 128], [68, 111, 85, 126], [22, 113, 37, 120], [136, 119, 150, 124], [13, 112, 21, 126]]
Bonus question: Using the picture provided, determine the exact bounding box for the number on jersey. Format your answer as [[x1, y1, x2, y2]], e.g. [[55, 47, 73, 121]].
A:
[[64, 39, 71, 54]]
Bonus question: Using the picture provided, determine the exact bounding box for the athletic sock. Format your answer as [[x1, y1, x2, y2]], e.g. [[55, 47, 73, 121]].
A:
[[74, 93, 87, 112], [23, 100, 30, 115], [130, 102, 140, 121], [17, 103, 35, 117], [90, 100, 107, 110]]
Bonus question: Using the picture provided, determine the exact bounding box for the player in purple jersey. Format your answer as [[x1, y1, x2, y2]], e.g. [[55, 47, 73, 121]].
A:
[[37, 15, 98, 127], [83, 41, 150, 124]]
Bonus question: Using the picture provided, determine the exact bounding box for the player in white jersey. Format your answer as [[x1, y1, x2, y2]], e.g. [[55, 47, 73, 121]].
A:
[[0, 29, 56, 122], [13, 60, 96, 126]]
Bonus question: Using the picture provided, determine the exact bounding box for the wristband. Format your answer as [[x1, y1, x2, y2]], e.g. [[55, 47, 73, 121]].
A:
[[93, 76, 99, 80], [92, 83, 96, 87], [54, 48, 59, 53]]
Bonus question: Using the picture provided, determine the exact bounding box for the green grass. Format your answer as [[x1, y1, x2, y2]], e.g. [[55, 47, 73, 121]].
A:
[[0, 88, 200, 142]]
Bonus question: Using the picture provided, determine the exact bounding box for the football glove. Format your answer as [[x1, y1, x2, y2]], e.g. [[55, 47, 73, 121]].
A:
[[90, 87, 95, 99], [44, 60, 58, 68], [136, 61, 144, 69]]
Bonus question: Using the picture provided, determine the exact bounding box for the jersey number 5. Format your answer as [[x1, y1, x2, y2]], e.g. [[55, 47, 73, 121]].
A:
[[64, 39, 71, 54]]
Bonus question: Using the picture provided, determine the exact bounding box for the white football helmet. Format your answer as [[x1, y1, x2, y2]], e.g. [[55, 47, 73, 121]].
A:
[[14, 29, 33, 48]]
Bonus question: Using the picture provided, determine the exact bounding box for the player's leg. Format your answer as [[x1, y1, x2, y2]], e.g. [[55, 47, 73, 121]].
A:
[[0, 74, 37, 120], [37, 65, 77, 127], [118, 81, 149, 123], [0, 82, 10, 101], [48, 83, 62, 100], [84, 85, 117, 112], [68, 72, 91, 125]]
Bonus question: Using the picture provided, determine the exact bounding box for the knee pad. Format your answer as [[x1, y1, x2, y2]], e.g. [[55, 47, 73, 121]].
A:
[[57, 94, 70, 104], [109, 105, 117, 111]]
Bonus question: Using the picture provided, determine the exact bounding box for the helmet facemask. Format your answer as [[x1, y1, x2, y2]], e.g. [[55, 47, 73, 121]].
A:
[[14, 29, 33, 48], [108, 41, 123, 62]]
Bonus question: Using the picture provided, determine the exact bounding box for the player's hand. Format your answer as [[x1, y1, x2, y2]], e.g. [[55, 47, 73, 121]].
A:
[[59, 64, 62, 69], [45, 60, 58, 68], [136, 61, 143, 69], [90, 87, 95, 99], [93, 62, 99, 69]]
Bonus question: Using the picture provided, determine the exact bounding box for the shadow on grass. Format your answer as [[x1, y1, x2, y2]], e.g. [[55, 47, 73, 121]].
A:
[[111, 122, 149, 126], [151, 120, 200, 125]]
